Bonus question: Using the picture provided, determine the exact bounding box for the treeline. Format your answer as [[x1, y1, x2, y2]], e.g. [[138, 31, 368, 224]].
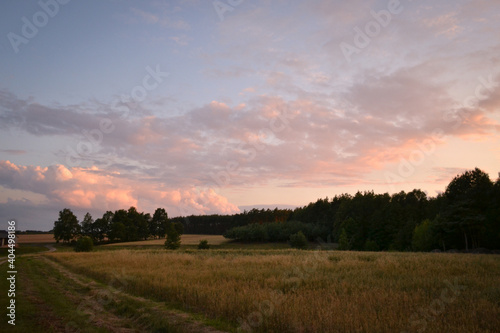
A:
[[53, 207, 183, 244], [17, 230, 52, 234], [170, 208, 292, 234], [224, 220, 328, 243], [221, 168, 500, 251], [53, 168, 499, 252], [53, 206, 292, 244]]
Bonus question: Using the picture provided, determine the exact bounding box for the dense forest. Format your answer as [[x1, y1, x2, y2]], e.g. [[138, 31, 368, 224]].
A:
[[54, 168, 500, 251], [196, 168, 500, 251]]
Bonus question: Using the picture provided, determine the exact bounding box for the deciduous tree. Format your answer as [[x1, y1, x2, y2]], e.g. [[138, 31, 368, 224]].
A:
[[53, 208, 80, 243]]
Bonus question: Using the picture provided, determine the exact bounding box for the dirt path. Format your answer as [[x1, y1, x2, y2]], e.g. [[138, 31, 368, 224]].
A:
[[45, 244, 56, 252], [39, 255, 228, 333], [0, 244, 56, 265]]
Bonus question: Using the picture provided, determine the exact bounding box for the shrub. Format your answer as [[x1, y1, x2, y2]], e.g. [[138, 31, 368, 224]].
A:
[[198, 239, 210, 250], [289, 231, 308, 249], [165, 223, 181, 250], [165, 237, 180, 250], [74, 236, 93, 252]]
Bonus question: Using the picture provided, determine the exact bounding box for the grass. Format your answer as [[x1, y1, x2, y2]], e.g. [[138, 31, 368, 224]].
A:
[[0, 245, 48, 258], [0, 255, 226, 332], [0, 257, 104, 332], [45, 249, 500, 333]]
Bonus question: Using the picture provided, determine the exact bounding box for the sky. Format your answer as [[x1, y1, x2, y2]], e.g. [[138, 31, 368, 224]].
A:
[[1, 0, 499, 231]]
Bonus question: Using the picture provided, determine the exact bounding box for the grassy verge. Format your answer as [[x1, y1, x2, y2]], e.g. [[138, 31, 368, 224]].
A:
[[1, 257, 114, 332], [1, 258, 41, 332], [1, 255, 228, 332]]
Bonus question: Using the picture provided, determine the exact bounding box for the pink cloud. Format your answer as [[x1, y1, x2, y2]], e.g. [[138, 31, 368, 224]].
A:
[[1, 66, 498, 194], [0, 160, 240, 216], [422, 12, 462, 37]]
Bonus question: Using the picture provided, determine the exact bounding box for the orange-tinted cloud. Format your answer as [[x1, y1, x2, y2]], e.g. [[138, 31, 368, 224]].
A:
[[0, 160, 240, 216]]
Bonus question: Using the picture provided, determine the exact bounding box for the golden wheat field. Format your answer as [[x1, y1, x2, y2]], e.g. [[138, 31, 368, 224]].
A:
[[45, 249, 500, 333]]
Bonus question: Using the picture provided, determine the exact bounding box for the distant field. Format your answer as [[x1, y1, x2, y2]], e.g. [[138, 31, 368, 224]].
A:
[[103, 234, 229, 246], [103, 234, 290, 249], [12, 234, 288, 249], [13, 233, 228, 246], [15, 234, 55, 244], [46, 249, 500, 333]]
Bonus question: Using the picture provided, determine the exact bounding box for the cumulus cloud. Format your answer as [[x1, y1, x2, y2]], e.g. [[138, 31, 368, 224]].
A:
[[2, 0, 500, 230], [0, 161, 240, 223]]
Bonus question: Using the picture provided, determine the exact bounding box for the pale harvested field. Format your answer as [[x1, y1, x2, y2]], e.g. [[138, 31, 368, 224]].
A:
[[46, 249, 500, 333], [16, 234, 55, 244], [103, 234, 229, 246], [15, 233, 227, 246]]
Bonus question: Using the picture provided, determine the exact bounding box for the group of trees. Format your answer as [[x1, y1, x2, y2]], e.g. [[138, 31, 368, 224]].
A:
[[53, 168, 499, 252], [222, 168, 499, 252], [53, 207, 183, 244]]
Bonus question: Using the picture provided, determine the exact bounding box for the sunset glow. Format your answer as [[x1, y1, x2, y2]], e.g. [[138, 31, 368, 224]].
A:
[[1, 0, 499, 230]]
